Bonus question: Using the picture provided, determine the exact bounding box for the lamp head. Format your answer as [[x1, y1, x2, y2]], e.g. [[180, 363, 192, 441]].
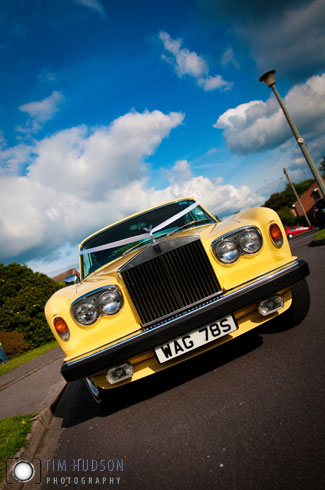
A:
[[259, 70, 276, 87]]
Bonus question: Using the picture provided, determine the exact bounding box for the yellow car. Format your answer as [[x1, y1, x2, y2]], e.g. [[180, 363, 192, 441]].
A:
[[45, 198, 310, 406]]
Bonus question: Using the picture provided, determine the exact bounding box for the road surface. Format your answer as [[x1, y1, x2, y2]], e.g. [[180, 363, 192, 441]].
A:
[[40, 232, 325, 490]]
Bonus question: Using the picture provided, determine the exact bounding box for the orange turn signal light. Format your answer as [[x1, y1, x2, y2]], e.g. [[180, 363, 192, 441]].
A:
[[269, 223, 283, 248], [54, 317, 70, 341]]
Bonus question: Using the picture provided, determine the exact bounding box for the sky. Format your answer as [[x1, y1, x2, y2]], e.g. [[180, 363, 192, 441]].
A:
[[0, 0, 324, 276]]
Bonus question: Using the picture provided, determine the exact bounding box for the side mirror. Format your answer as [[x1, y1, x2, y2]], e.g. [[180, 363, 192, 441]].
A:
[[64, 274, 80, 286]]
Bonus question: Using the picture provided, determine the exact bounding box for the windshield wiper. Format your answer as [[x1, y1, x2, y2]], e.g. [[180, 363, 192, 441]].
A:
[[167, 219, 213, 237]]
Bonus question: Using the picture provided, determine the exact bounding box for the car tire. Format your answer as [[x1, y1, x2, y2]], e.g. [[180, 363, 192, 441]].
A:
[[282, 278, 310, 327], [83, 377, 109, 409]]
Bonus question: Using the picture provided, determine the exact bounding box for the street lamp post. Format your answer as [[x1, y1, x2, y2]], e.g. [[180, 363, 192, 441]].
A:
[[259, 70, 325, 198], [283, 167, 311, 227]]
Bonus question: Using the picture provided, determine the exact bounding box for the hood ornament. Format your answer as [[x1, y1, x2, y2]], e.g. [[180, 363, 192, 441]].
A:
[[143, 225, 159, 247]]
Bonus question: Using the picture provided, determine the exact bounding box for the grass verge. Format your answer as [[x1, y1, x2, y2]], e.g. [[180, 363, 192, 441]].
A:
[[0, 414, 35, 481], [314, 229, 325, 240], [0, 340, 58, 377]]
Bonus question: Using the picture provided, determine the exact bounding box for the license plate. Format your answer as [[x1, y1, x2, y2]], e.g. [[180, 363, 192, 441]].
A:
[[154, 314, 238, 364]]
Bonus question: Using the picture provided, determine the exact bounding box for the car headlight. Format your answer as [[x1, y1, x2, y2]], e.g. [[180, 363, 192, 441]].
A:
[[212, 226, 262, 264], [239, 229, 262, 254], [71, 285, 123, 326], [99, 289, 123, 315], [215, 239, 240, 264], [74, 301, 98, 325]]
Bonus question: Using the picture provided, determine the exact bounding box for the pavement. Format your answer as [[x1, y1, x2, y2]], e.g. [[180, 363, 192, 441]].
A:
[[0, 347, 66, 420], [0, 347, 67, 490]]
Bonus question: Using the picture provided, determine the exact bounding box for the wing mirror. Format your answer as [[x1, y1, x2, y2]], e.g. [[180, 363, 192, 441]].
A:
[[64, 274, 80, 286]]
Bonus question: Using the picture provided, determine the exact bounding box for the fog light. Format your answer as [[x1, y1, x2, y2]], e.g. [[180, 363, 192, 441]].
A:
[[106, 362, 133, 384], [258, 295, 284, 316]]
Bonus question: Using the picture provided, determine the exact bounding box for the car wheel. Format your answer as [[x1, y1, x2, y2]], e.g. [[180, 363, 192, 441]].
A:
[[288, 233, 293, 239], [282, 278, 310, 326], [83, 377, 109, 408]]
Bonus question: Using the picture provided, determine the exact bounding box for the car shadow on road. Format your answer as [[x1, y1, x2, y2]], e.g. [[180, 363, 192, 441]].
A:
[[52, 331, 263, 428], [255, 313, 304, 334]]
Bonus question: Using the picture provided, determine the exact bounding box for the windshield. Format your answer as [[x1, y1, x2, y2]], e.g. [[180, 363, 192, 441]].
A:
[[80, 199, 216, 278]]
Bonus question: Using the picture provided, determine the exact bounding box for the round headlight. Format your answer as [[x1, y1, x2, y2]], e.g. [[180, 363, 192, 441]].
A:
[[215, 239, 240, 264], [239, 229, 262, 254], [74, 301, 98, 325], [99, 288, 123, 315]]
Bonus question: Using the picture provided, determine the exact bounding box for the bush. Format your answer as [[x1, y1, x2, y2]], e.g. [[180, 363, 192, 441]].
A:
[[0, 263, 63, 349], [0, 331, 30, 359], [277, 206, 297, 226]]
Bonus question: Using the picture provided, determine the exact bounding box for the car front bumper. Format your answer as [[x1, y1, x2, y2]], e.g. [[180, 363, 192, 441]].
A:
[[61, 259, 309, 382]]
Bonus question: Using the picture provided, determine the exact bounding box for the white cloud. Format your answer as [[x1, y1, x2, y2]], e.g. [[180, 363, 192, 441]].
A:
[[153, 160, 264, 216], [73, 0, 106, 17], [221, 47, 239, 69], [17, 91, 64, 134], [28, 110, 184, 200], [0, 109, 263, 267], [167, 159, 193, 182], [159, 31, 232, 91], [0, 110, 184, 262], [216, 101, 263, 130], [159, 32, 208, 78], [0, 143, 33, 175], [198, 75, 233, 92], [214, 73, 325, 156]]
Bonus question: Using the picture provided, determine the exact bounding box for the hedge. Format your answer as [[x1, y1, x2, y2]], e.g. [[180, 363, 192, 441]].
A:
[[0, 263, 63, 350], [0, 331, 30, 359]]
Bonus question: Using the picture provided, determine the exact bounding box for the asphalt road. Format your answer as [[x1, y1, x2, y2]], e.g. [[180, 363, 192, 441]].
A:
[[40, 232, 325, 490]]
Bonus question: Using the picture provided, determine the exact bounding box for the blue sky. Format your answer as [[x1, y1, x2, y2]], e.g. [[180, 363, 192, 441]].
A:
[[0, 0, 324, 275]]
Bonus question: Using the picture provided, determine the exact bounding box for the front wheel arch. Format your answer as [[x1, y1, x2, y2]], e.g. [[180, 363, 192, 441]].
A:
[[83, 377, 109, 408]]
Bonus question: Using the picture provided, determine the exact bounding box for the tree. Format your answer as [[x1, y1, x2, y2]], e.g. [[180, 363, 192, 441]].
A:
[[277, 207, 296, 226], [263, 178, 314, 226], [264, 179, 314, 212], [264, 191, 290, 211], [319, 156, 325, 176], [0, 263, 63, 348]]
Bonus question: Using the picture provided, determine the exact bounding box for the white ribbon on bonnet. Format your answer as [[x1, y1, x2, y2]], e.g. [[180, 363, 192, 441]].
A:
[[79, 201, 200, 256]]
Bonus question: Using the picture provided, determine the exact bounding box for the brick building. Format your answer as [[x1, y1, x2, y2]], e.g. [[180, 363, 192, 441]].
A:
[[292, 177, 325, 221], [52, 267, 80, 283]]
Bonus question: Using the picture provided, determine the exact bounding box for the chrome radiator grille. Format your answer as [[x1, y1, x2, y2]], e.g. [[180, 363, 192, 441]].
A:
[[121, 239, 221, 328]]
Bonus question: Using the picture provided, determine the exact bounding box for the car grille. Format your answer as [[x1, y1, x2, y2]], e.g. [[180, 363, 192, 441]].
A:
[[121, 239, 221, 328]]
